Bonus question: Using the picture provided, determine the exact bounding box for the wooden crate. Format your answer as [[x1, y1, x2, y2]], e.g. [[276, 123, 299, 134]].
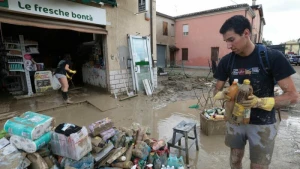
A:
[[200, 113, 226, 136]]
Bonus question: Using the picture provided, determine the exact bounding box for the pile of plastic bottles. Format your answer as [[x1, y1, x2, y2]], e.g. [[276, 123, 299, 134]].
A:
[[203, 108, 225, 120]]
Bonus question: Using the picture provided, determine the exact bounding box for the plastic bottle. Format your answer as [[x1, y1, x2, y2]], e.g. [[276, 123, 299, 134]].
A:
[[224, 79, 239, 121], [125, 143, 134, 162], [236, 79, 253, 124], [226, 79, 239, 101], [161, 165, 166, 169]]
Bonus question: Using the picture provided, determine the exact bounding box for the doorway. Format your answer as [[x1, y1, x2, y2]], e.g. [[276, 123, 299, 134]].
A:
[[156, 44, 166, 68], [211, 47, 219, 74]]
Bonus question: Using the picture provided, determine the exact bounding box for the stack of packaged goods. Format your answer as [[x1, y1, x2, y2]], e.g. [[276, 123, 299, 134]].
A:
[[1, 115, 188, 169], [1, 111, 54, 168], [4, 111, 53, 153], [50, 123, 94, 168]]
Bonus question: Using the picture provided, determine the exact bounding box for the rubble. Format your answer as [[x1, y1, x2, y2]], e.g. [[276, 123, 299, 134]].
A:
[[152, 74, 216, 105], [0, 112, 186, 169]]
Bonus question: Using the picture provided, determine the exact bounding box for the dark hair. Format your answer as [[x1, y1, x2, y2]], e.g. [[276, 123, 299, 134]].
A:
[[64, 54, 71, 60], [219, 15, 252, 35]]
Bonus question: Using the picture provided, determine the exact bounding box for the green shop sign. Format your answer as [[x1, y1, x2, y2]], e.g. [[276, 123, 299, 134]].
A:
[[3, 0, 106, 25], [0, 0, 8, 8]]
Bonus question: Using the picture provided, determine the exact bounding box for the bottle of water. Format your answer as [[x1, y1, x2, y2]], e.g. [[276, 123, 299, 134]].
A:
[[161, 165, 166, 169]]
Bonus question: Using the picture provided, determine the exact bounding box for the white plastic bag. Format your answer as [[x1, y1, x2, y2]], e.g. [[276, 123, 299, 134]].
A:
[[52, 75, 61, 90]]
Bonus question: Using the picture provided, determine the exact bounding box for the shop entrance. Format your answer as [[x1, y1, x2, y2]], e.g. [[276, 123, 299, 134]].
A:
[[0, 23, 106, 96]]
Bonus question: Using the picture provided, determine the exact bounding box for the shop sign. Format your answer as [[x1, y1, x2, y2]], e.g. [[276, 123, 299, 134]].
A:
[[34, 71, 53, 93], [3, 0, 106, 25], [0, 0, 8, 8]]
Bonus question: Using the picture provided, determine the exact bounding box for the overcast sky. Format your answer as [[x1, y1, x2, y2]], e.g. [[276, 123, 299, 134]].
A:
[[156, 0, 300, 45]]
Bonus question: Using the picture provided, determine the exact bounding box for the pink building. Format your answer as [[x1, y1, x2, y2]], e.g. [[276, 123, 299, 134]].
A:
[[174, 3, 265, 67]]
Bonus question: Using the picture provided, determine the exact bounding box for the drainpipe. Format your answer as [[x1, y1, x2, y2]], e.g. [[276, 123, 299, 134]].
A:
[[258, 20, 262, 43], [245, 7, 254, 23], [246, 7, 256, 42], [150, 0, 154, 67]]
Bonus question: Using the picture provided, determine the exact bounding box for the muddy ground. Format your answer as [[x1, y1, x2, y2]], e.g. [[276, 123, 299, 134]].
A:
[[0, 67, 300, 169]]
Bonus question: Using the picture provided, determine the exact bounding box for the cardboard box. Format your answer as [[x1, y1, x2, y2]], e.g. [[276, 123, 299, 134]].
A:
[[200, 113, 226, 136], [50, 126, 92, 161]]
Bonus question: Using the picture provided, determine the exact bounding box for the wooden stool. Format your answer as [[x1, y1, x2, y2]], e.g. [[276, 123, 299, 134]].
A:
[[167, 121, 199, 164]]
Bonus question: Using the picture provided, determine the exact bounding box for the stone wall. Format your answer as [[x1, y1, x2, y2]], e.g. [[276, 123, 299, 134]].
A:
[[109, 69, 133, 94], [109, 67, 157, 94]]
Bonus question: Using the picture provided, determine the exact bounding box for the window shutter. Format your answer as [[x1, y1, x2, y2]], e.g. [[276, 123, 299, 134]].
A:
[[139, 0, 148, 12], [182, 48, 188, 61]]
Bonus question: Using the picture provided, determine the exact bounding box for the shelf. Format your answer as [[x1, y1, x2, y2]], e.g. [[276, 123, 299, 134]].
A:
[[8, 62, 23, 64], [9, 70, 25, 72], [26, 52, 39, 54], [24, 44, 38, 46], [7, 54, 22, 57], [4, 42, 38, 45], [4, 42, 20, 45], [6, 48, 21, 51]]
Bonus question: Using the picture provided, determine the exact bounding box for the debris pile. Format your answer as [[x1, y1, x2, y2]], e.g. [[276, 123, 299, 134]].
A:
[[160, 75, 214, 92], [0, 112, 187, 169]]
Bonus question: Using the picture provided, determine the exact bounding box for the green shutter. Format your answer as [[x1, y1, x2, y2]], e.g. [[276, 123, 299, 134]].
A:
[[69, 0, 117, 7], [99, 0, 117, 7], [69, 0, 91, 3], [0, 0, 8, 8]]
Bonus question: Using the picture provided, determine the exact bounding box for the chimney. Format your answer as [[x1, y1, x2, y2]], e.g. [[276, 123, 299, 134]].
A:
[[252, 0, 256, 6]]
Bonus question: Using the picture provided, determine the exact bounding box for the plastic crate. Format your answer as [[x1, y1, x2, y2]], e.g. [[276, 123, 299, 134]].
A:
[[200, 113, 226, 136]]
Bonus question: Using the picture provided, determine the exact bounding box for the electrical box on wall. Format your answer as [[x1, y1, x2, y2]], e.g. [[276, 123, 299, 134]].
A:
[[138, 0, 149, 13]]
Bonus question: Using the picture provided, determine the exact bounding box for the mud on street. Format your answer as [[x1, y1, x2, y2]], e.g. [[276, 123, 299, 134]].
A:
[[0, 67, 300, 169]]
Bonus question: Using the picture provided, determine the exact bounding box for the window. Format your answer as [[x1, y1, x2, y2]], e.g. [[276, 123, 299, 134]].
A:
[[163, 21, 168, 36], [183, 24, 189, 36], [138, 0, 148, 12], [171, 23, 175, 37], [182, 48, 188, 60]]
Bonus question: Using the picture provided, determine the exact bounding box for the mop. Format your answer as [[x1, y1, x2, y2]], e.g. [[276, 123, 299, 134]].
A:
[[66, 73, 75, 88]]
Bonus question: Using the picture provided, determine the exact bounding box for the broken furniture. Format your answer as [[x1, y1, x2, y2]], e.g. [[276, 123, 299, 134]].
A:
[[167, 121, 199, 164]]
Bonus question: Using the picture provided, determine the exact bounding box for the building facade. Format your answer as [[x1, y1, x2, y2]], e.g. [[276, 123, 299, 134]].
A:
[[160, 3, 265, 67], [0, 0, 157, 96], [156, 12, 176, 68], [285, 41, 300, 55]]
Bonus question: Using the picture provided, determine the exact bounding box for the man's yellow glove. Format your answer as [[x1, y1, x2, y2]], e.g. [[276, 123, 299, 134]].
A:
[[69, 70, 76, 74], [232, 103, 244, 116], [240, 95, 275, 111], [214, 88, 231, 101]]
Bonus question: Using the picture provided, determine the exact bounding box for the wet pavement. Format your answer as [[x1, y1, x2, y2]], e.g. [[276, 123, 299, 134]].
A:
[[0, 67, 300, 169]]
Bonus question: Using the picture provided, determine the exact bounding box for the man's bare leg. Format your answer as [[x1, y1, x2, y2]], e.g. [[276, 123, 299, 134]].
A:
[[230, 148, 245, 169], [251, 163, 269, 169]]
